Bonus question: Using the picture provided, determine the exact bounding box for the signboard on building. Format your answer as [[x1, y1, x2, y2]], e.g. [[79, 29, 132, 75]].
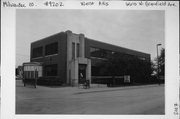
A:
[[124, 75, 130, 83]]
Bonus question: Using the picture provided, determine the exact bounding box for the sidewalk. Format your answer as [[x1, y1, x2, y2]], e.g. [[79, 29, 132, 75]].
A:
[[16, 80, 164, 95], [73, 83, 164, 94]]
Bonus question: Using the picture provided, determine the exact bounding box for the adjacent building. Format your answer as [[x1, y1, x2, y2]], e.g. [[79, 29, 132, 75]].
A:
[[31, 30, 151, 86]]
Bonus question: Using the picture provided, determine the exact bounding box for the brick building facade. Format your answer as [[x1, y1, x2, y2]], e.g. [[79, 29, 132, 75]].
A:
[[31, 30, 150, 86]]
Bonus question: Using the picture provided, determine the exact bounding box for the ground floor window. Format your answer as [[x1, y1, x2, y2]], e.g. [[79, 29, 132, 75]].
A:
[[44, 64, 58, 76]]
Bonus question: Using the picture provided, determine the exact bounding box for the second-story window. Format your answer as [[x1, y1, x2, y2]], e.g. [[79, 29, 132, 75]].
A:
[[32, 47, 43, 58], [45, 42, 58, 56]]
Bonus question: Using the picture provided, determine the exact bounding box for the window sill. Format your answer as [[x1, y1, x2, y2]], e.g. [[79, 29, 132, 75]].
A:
[[32, 57, 43, 60], [45, 54, 58, 57]]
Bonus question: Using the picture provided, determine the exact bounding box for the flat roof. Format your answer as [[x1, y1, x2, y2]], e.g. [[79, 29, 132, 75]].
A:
[[23, 62, 43, 66]]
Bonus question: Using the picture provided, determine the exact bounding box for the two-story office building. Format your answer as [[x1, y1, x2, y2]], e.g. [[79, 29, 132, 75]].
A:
[[31, 30, 151, 86]]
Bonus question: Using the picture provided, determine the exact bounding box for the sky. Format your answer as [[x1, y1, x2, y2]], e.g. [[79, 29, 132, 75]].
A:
[[16, 9, 165, 67]]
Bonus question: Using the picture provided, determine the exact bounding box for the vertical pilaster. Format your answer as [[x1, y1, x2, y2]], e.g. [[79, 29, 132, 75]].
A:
[[79, 34, 85, 58], [86, 59, 91, 84], [66, 30, 72, 84], [74, 60, 79, 85]]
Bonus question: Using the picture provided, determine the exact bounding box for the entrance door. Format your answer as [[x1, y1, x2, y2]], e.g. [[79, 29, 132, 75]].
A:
[[79, 64, 86, 84]]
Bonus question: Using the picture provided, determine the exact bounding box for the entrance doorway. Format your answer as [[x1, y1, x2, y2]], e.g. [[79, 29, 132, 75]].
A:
[[79, 64, 86, 84]]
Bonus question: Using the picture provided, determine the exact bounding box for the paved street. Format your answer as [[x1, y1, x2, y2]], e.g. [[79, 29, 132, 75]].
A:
[[16, 80, 164, 114]]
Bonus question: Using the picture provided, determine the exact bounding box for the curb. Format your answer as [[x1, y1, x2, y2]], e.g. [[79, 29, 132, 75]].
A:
[[74, 84, 164, 94]]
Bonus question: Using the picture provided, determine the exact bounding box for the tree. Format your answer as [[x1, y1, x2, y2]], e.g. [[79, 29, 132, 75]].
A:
[[154, 48, 165, 76], [152, 48, 165, 84], [158, 48, 165, 76]]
